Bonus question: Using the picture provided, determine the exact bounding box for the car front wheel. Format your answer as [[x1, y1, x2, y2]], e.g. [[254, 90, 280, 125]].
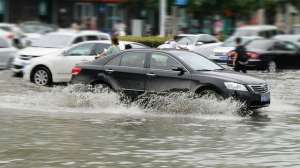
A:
[[32, 67, 52, 86]]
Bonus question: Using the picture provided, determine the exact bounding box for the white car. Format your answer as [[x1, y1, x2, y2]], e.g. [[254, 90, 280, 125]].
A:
[[23, 41, 148, 86], [210, 36, 262, 63], [0, 37, 18, 69], [232, 25, 278, 38], [12, 30, 111, 76], [158, 34, 219, 49]]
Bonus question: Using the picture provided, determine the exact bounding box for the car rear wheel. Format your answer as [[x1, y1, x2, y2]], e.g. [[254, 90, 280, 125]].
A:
[[33, 67, 52, 86], [267, 61, 277, 73]]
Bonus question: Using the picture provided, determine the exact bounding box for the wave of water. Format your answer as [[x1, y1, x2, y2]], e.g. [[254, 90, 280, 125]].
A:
[[0, 84, 245, 119]]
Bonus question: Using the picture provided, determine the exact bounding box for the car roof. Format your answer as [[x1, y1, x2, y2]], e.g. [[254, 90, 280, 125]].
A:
[[46, 30, 110, 37], [237, 25, 277, 31], [76, 40, 145, 45], [274, 34, 300, 39], [0, 23, 15, 27]]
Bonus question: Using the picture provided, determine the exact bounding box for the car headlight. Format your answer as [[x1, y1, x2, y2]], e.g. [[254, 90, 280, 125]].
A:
[[224, 82, 248, 91]]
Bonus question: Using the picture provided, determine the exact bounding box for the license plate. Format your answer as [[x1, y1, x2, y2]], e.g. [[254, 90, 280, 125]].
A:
[[261, 94, 270, 102]]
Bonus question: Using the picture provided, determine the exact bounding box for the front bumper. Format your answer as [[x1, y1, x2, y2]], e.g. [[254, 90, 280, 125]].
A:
[[11, 58, 30, 74], [227, 90, 270, 109]]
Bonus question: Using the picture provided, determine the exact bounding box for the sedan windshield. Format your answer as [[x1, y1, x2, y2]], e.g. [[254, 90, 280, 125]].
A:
[[31, 34, 73, 48], [169, 51, 224, 71]]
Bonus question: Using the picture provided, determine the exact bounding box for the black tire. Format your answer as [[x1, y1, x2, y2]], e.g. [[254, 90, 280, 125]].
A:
[[32, 67, 52, 86]]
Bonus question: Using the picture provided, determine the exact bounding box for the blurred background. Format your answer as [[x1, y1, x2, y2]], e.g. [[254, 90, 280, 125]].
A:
[[2, 0, 300, 37]]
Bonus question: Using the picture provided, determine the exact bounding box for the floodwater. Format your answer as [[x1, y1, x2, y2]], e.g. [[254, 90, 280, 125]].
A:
[[0, 70, 300, 168]]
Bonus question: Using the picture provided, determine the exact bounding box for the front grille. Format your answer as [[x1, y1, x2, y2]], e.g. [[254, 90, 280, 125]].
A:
[[248, 84, 269, 94], [20, 55, 32, 60]]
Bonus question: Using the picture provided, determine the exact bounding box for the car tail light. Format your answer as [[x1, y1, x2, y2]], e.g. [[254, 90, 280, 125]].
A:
[[247, 52, 260, 59], [72, 67, 81, 75]]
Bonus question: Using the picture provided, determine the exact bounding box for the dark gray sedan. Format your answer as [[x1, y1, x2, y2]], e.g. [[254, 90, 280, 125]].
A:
[[71, 49, 270, 109]]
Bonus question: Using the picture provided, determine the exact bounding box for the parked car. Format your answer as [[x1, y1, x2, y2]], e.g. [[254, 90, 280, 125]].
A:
[[23, 40, 148, 85], [19, 21, 59, 45], [12, 30, 111, 76], [70, 49, 270, 109], [0, 23, 27, 48], [232, 25, 279, 39], [0, 37, 18, 69], [158, 34, 219, 49], [273, 34, 300, 47], [210, 36, 262, 63], [227, 39, 300, 72]]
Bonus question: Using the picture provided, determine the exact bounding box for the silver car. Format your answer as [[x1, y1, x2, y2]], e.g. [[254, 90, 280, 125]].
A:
[[0, 37, 17, 69]]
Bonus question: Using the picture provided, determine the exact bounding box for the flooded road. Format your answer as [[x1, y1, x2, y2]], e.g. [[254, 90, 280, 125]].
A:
[[0, 70, 300, 168]]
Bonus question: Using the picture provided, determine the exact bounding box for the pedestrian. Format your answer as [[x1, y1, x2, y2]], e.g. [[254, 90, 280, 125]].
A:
[[95, 36, 121, 59], [230, 37, 248, 73]]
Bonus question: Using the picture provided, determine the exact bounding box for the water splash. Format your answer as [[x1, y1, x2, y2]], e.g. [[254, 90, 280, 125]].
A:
[[0, 84, 245, 118], [135, 92, 244, 116]]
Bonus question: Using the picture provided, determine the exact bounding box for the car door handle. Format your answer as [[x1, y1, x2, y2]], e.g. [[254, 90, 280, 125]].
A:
[[105, 69, 115, 73], [146, 73, 156, 77]]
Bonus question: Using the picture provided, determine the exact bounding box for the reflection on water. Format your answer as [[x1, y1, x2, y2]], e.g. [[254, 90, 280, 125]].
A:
[[0, 70, 299, 167]]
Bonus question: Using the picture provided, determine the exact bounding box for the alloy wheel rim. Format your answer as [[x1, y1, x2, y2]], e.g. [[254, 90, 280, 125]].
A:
[[34, 70, 48, 86]]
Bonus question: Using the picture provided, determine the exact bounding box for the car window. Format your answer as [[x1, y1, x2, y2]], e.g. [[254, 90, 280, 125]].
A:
[[99, 35, 110, 40], [278, 42, 299, 51], [150, 53, 182, 70], [66, 43, 95, 56], [86, 35, 99, 41], [93, 43, 111, 55], [120, 52, 146, 68], [106, 55, 121, 66], [73, 37, 84, 44], [201, 35, 217, 43], [177, 37, 196, 45]]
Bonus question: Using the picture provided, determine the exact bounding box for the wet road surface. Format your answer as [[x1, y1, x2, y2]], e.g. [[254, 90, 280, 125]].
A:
[[0, 70, 300, 168]]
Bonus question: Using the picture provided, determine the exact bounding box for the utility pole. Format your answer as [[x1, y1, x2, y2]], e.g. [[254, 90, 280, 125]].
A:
[[159, 0, 166, 36]]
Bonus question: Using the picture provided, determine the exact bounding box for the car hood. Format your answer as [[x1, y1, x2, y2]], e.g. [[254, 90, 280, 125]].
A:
[[18, 47, 62, 57], [193, 70, 266, 85]]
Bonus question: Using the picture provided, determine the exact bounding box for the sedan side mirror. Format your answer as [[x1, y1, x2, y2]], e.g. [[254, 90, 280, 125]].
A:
[[172, 66, 186, 75]]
